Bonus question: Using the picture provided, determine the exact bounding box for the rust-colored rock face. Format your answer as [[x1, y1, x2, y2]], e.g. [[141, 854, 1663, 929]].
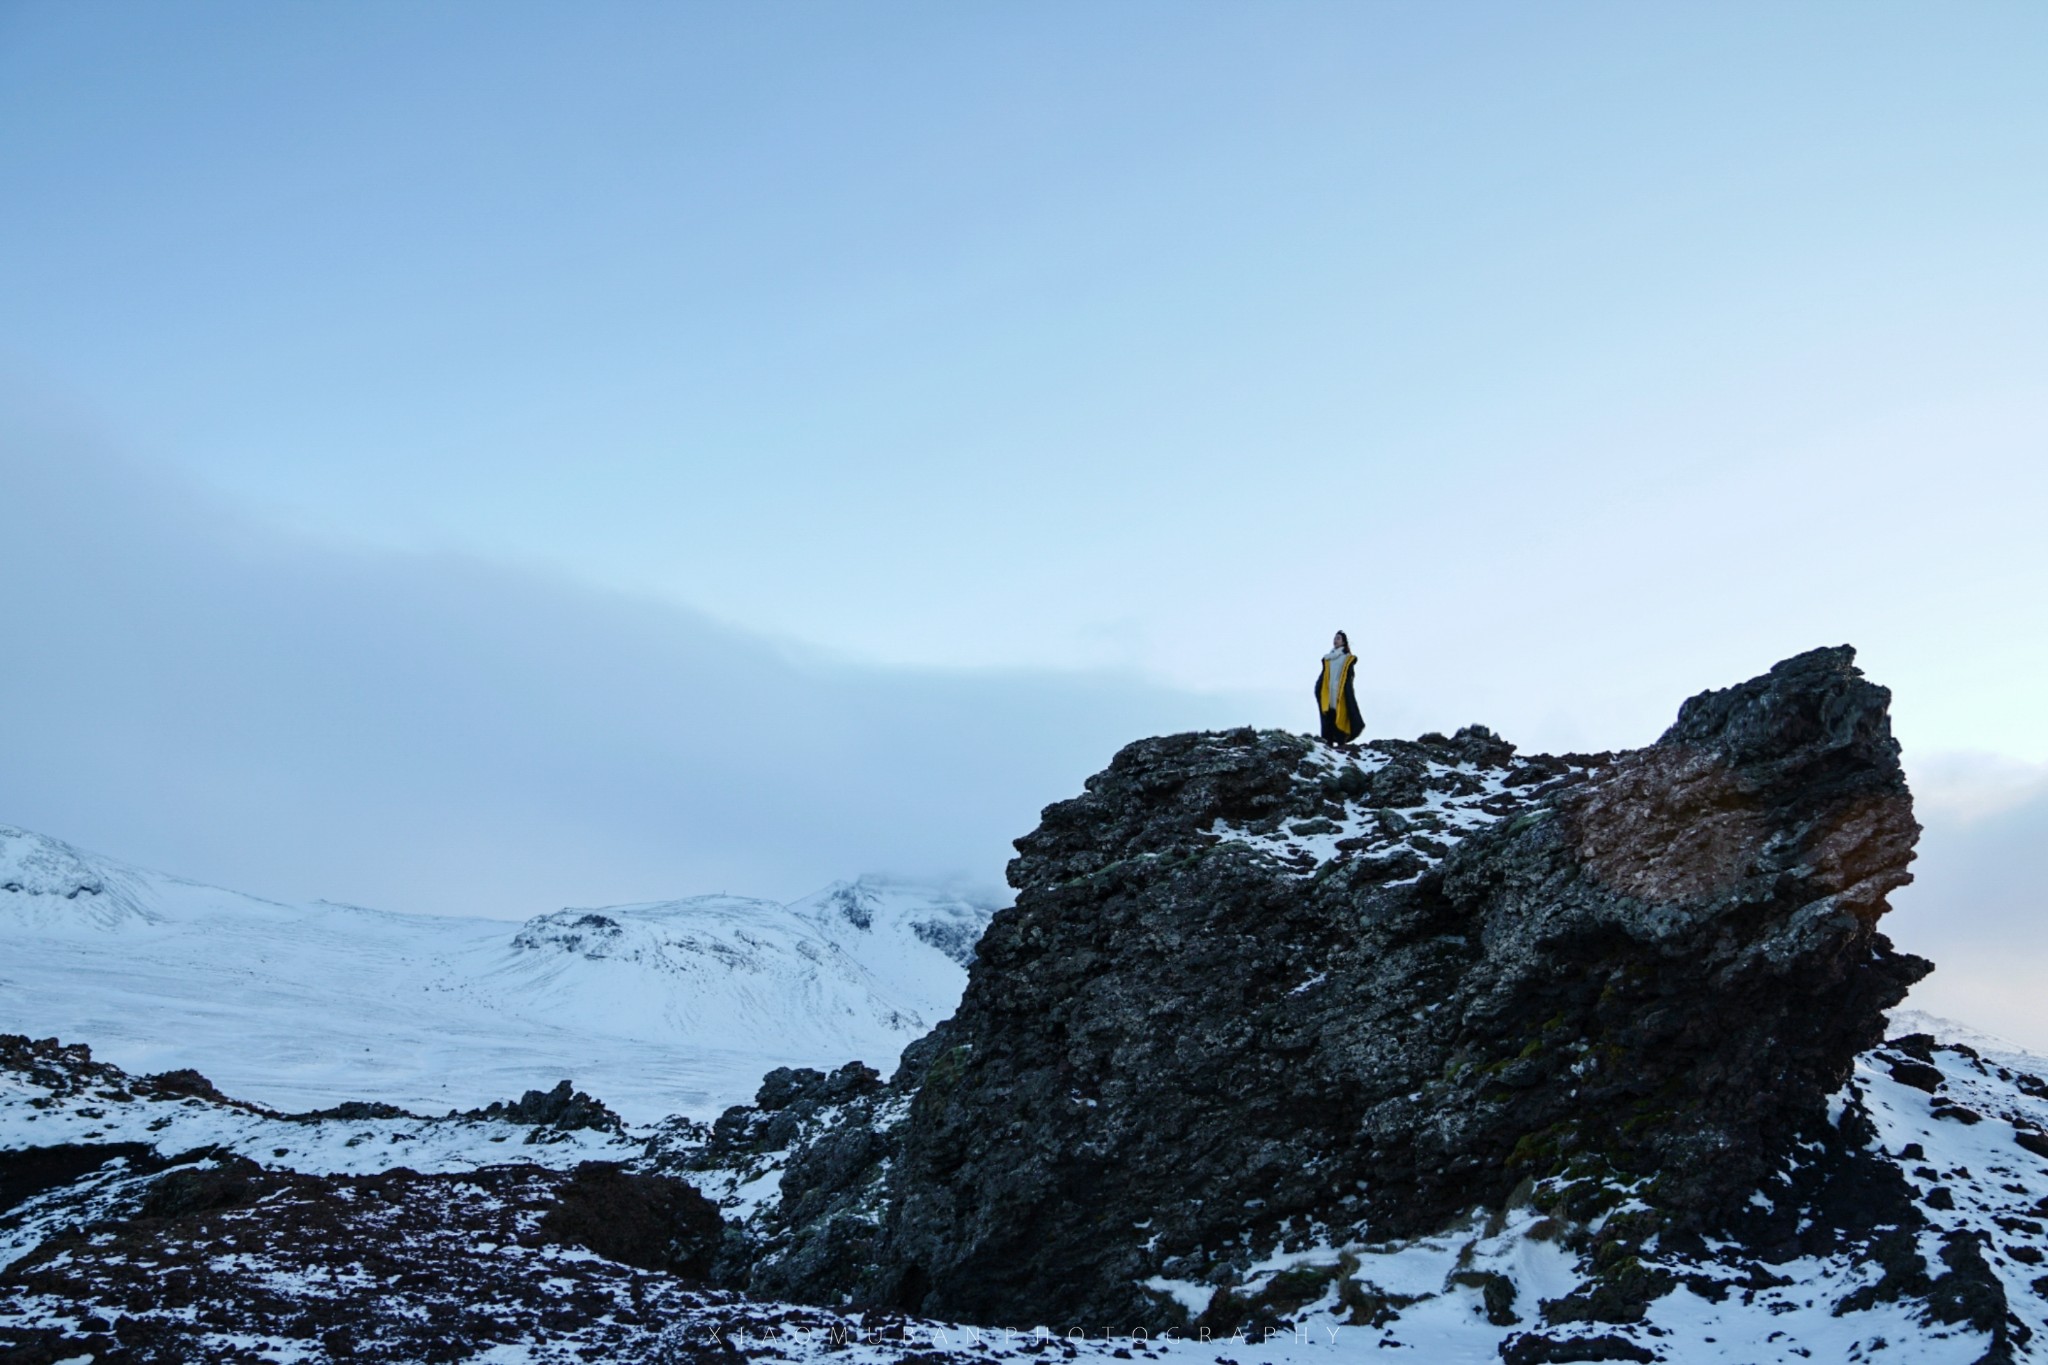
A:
[[1808, 790, 1920, 917], [1572, 746, 1777, 904], [1572, 744, 1918, 919]]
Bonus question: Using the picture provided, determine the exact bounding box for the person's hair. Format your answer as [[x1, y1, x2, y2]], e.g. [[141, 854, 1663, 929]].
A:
[[1333, 630, 1350, 651]]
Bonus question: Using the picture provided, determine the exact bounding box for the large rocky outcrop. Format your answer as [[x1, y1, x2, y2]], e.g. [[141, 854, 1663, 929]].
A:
[[692, 646, 1933, 1332]]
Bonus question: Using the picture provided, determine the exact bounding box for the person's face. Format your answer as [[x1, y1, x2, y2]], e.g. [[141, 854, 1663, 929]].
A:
[[1332, 633, 1345, 651]]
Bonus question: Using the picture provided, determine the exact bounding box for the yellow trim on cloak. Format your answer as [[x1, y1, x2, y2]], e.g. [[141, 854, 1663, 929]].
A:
[[1321, 654, 1356, 737]]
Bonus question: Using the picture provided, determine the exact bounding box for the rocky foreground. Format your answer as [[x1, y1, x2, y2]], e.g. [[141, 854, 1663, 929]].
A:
[[5, 647, 2047, 1364]]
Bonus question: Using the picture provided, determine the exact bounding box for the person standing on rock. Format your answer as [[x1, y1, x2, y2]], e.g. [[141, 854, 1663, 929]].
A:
[[1316, 631, 1364, 748]]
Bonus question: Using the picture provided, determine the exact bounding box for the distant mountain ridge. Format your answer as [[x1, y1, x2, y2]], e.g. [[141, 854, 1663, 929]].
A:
[[0, 824, 162, 928], [0, 823, 1000, 1122]]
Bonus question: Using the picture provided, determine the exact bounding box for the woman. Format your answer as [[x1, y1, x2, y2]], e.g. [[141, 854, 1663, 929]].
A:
[[1315, 631, 1364, 748]]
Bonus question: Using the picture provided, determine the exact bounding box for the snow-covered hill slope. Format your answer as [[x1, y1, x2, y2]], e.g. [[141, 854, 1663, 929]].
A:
[[0, 824, 999, 1121]]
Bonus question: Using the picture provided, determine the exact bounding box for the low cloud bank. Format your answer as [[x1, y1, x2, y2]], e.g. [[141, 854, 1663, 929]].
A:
[[0, 434, 1247, 917], [1889, 769, 2048, 1053], [6, 428, 2044, 1055]]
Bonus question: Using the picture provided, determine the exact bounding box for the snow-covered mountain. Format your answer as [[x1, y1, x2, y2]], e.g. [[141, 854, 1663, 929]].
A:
[[0, 823, 1000, 1121]]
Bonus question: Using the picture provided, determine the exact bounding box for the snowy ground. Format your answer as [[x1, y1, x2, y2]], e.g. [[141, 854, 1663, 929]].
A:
[[9, 1029, 2039, 1365], [0, 824, 996, 1122], [1206, 740, 1596, 881], [1, 1020, 2041, 1361]]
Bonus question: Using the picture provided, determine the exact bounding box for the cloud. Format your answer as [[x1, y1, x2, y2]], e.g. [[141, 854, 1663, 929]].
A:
[[1887, 774, 2048, 1054], [8, 416, 2045, 1054], [1906, 750, 2048, 825], [0, 426, 1251, 917]]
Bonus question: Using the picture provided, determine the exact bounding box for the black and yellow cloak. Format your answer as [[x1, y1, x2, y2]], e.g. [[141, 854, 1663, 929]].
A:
[[1315, 650, 1363, 744]]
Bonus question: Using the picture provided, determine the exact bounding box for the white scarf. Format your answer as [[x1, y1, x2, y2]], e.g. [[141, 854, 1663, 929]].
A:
[[1323, 648, 1350, 705]]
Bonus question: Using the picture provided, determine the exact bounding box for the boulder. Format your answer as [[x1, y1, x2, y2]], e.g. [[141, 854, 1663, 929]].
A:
[[718, 647, 1929, 1332]]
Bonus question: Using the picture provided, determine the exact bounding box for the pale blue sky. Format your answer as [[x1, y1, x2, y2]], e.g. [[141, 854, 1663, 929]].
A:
[[8, 2, 2046, 738], [4, 4, 2048, 1035]]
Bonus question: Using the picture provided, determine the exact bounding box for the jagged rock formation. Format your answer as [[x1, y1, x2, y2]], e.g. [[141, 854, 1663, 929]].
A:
[[468, 1079, 627, 1138], [701, 647, 1938, 1333]]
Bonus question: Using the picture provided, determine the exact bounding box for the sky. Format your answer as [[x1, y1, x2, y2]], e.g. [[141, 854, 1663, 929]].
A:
[[2, 4, 2046, 1040]]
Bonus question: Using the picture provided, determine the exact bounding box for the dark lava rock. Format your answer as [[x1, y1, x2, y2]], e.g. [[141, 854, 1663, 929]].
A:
[[0, 1161, 756, 1364], [136, 1068, 235, 1104], [1889, 1059, 1946, 1093], [468, 1078, 624, 1138], [647, 1060, 895, 1302], [755, 1063, 883, 1114], [727, 647, 1929, 1331], [0, 1038, 276, 1117], [536, 1161, 723, 1275], [294, 1099, 423, 1121], [138, 1155, 263, 1220], [0, 1142, 157, 1214], [1499, 1332, 1657, 1364]]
